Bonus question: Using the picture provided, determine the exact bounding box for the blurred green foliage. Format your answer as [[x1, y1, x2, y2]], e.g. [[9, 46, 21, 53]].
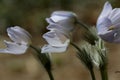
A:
[[0, 0, 116, 35], [109, 0, 120, 7], [0, 0, 75, 34]]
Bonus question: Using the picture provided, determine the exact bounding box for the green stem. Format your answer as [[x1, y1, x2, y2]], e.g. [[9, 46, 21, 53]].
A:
[[76, 20, 89, 30], [70, 42, 96, 80], [89, 69, 96, 80], [100, 67, 108, 80], [70, 42, 81, 52], [29, 45, 54, 80], [30, 45, 40, 54], [47, 70, 54, 80]]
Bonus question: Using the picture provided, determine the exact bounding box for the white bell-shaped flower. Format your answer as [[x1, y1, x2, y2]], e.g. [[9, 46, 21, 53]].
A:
[[41, 30, 70, 53], [46, 11, 77, 32], [0, 26, 31, 54], [42, 11, 77, 53]]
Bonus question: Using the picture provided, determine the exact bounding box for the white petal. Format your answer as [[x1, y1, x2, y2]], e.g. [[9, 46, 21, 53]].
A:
[[97, 17, 112, 35], [113, 30, 120, 42], [46, 18, 75, 32], [114, 22, 120, 28], [47, 24, 65, 31], [43, 30, 69, 47], [7, 26, 31, 44], [108, 8, 120, 25], [41, 44, 68, 53], [46, 17, 75, 32], [0, 40, 28, 54], [57, 19, 75, 31], [51, 11, 77, 18], [97, 1, 112, 22], [99, 31, 115, 43], [51, 15, 68, 22], [51, 11, 77, 22], [46, 18, 55, 24], [99, 29, 120, 43], [47, 24, 70, 36]]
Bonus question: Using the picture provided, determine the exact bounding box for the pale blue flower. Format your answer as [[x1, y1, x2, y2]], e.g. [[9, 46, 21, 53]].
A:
[[46, 11, 77, 33], [41, 30, 70, 53], [97, 1, 120, 43], [41, 11, 77, 53], [0, 26, 31, 54]]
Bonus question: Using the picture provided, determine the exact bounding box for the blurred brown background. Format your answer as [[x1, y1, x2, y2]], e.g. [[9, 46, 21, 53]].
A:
[[0, 0, 120, 80]]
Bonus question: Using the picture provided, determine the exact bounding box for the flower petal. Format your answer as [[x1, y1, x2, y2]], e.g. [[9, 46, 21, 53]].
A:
[[7, 26, 31, 44], [47, 24, 71, 36], [41, 43, 68, 53], [99, 31, 115, 42], [113, 30, 120, 42], [51, 11, 77, 20], [0, 40, 28, 54], [108, 8, 120, 25], [56, 19, 75, 31], [97, 1, 112, 22], [51, 15, 69, 22], [97, 17, 112, 35], [43, 30, 69, 47], [114, 22, 120, 28], [46, 18, 55, 24]]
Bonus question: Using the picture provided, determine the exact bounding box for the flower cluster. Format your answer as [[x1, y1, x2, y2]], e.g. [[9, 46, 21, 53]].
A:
[[0, 1, 119, 80], [41, 11, 77, 53]]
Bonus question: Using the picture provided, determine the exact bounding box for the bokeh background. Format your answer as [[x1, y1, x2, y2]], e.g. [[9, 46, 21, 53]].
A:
[[0, 0, 120, 80]]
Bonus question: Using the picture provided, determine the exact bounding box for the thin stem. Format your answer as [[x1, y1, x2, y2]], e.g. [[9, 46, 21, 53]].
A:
[[30, 45, 40, 54], [89, 69, 96, 80], [70, 42, 96, 80], [70, 42, 81, 52], [100, 67, 108, 80], [29, 45, 54, 80], [99, 50, 108, 80], [76, 20, 89, 30], [47, 70, 54, 80]]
